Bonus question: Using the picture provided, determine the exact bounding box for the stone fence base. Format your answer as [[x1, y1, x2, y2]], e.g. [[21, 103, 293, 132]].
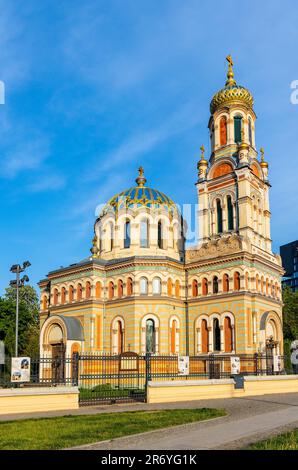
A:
[[147, 375, 298, 404], [0, 386, 79, 415]]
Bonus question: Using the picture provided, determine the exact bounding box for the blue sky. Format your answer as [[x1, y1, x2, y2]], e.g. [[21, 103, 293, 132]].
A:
[[0, 0, 297, 295]]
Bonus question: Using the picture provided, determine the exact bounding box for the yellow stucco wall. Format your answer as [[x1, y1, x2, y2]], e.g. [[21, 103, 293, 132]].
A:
[[147, 376, 298, 404], [0, 387, 79, 415]]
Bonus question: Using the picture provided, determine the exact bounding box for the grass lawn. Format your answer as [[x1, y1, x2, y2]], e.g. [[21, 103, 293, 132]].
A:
[[0, 408, 225, 450], [248, 429, 298, 450]]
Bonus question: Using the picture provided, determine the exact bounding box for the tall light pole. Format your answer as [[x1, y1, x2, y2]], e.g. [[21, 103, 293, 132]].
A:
[[10, 261, 31, 357]]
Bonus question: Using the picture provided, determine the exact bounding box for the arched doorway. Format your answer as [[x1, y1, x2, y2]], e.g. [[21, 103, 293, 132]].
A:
[[48, 323, 65, 383]]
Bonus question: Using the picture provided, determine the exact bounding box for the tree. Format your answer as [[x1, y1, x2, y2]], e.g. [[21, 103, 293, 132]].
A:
[[0, 285, 40, 357], [282, 286, 298, 341]]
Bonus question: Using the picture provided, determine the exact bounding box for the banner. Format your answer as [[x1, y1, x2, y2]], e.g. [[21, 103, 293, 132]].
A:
[[11, 357, 31, 382], [230, 356, 240, 375], [178, 356, 189, 376], [273, 355, 282, 372]]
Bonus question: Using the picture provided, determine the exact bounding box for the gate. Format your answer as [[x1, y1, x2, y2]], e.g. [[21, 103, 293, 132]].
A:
[[78, 352, 146, 406]]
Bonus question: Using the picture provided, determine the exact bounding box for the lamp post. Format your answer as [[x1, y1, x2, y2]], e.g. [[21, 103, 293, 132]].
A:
[[10, 261, 31, 357]]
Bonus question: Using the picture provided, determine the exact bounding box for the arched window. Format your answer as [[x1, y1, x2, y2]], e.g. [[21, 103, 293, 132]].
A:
[[224, 317, 233, 352], [61, 287, 66, 304], [95, 281, 101, 299], [140, 277, 148, 295], [248, 118, 253, 146], [109, 223, 114, 251], [192, 280, 198, 297], [118, 279, 124, 298], [256, 274, 259, 292], [201, 319, 209, 353], [202, 278, 208, 295], [124, 220, 131, 249], [152, 277, 161, 295], [223, 274, 229, 293], [260, 276, 264, 294], [140, 219, 149, 248], [213, 318, 221, 351], [146, 319, 155, 353], [213, 276, 219, 294], [234, 115, 242, 143], [170, 319, 178, 354], [266, 278, 269, 296], [167, 278, 173, 296], [216, 199, 223, 233], [117, 320, 124, 354], [42, 295, 48, 310], [158, 220, 163, 249], [85, 281, 91, 299], [175, 280, 180, 297], [69, 285, 74, 302], [112, 318, 124, 354], [127, 277, 133, 296], [108, 281, 114, 299], [227, 195, 234, 230], [77, 283, 82, 301], [234, 272, 240, 291], [53, 288, 59, 305], [219, 116, 227, 146]]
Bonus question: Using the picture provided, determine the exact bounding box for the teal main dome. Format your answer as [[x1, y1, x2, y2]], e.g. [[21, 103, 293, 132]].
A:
[[99, 167, 177, 217]]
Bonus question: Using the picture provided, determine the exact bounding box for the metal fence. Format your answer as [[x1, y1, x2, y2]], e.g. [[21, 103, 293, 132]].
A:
[[0, 352, 292, 406]]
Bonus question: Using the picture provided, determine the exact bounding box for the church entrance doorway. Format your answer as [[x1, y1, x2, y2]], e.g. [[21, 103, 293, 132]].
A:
[[51, 343, 65, 383]]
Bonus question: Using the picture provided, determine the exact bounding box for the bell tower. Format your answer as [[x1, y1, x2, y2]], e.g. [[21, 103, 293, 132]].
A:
[[197, 56, 272, 254]]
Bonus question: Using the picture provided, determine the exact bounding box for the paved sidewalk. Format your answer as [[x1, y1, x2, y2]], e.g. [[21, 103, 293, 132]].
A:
[[72, 407, 298, 450], [71, 396, 298, 450]]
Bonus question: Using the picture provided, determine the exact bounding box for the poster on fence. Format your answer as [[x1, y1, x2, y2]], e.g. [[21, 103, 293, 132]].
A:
[[11, 357, 31, 382], [273, 355, 282, 373], [0, 341, 4, 365], [230, 356, 240, 375], [178, 356, 189, 376]]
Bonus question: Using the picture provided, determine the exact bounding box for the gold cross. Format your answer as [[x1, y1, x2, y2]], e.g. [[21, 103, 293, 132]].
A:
[[226, 55, 233, 67], [138, 166, 144, 177]]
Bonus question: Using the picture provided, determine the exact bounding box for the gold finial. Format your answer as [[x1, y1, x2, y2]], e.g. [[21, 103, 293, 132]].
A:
[[135, 166, 147, 187], [226, 54, 236, 87], [260, 147, 268, 168], [200, 144, 205, 160], [90, 235, 99, 257]]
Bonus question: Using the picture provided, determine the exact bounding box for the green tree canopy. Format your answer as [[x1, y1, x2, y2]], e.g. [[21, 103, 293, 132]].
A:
[[0, 285, 40, 357], [282, 286, 298, 341]]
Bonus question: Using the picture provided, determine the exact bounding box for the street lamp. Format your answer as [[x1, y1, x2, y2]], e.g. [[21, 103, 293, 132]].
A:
[[10, 261, 31, 357]]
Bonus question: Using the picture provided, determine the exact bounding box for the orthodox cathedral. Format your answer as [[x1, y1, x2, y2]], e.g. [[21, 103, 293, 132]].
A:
[[39, 57, 283, 359]]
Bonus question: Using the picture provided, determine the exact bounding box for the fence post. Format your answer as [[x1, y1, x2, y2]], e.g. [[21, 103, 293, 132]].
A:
[[145, 353, 151, 390], [254, 352, 258, 375], [72, 352, 79, 386]]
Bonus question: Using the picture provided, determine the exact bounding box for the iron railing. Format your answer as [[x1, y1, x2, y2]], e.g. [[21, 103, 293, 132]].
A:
[[0, 352, 292, 405]]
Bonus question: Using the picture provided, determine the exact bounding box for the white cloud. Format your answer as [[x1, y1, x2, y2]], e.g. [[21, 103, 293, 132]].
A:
[[0, 136, 50, 179], [27, 173, 66, 193]]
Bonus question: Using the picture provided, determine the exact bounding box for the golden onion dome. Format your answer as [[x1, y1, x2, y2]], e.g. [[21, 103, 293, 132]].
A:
[[210, 55, 254, 114], [99, 167, 178, 218]]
